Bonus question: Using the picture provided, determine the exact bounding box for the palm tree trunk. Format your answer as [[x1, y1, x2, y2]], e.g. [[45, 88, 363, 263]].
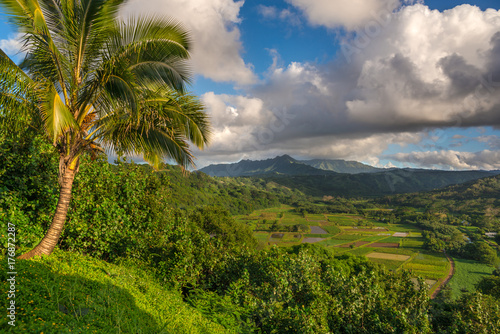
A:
[[18, 167, 76, 259]]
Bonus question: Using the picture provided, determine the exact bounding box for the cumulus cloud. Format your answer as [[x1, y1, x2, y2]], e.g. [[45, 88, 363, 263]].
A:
[[121, 0, 256, 85], [385, 150, 500, 170], [258, 5, 278, 19], [0, 33, 23, 56], [193, 4, 500, 167], [286, 0, 406, 30], [249, 4, 500, 144], [133, 2, 500, 170], [193, 85, 427, 167]]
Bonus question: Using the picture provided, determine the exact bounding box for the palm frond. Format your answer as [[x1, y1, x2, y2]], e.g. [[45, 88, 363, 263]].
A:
[[39, 83, 77, 143], [142, 88, 211, 149], [0, 47, 41, 132], [104, 15, 192, 93]]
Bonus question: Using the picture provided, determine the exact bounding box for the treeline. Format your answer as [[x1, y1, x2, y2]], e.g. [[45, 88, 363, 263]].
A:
[[261, 169, 497, 197], [291, 197, 375, 216]]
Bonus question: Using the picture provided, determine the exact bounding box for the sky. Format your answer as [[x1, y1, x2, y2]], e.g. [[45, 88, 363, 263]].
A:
[[2, 0, 500, 171]]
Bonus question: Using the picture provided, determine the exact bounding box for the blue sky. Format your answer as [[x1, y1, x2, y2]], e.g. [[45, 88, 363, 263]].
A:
[[2, 0, 500, 170]]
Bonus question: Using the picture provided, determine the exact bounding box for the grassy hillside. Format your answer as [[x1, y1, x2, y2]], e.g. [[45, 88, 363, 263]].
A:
[[0, 250, 228, 333]]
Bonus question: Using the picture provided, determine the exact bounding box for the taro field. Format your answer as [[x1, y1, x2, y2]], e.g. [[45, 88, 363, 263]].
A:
[[236, 206, 451, 295]]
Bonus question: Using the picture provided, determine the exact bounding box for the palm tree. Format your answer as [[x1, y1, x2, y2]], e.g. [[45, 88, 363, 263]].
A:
[[0, 0, 211, 259]]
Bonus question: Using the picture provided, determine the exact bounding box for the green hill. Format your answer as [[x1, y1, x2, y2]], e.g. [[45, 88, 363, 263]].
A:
[[261, 169, 500, 197], [384, 174, 500, 216]]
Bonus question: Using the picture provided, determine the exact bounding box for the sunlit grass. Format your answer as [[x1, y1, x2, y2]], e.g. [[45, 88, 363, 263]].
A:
[[0, 250, 228, 333]]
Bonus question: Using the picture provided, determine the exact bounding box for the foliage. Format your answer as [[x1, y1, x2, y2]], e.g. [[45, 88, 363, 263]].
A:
[[0, 0, 210, 169], [188, 206, 257, 248], [164, 165, 302, 214], [0, 132, 58, 249], [431, 292, 500, 334], [192, 247, 432, 333], [477, 275, 500, 298], [265, 169, 497, 197], [63, 157, 176, 261], [3, 128, 500, 333]]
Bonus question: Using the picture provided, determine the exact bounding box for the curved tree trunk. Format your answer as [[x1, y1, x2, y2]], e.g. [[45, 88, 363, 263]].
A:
[[18, 166, 77, 259]]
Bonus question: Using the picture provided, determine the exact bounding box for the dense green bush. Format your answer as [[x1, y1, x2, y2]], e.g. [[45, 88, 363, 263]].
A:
[[431, 292, 500, 333], [63, 158, 175, 260], [188, 247, 432, 333], [0, 133, 58, 250]]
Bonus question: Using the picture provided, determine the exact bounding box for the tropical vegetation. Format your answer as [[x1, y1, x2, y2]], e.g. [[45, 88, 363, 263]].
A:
[[1, 1, 500, 333], [0, 0, 210, 259]]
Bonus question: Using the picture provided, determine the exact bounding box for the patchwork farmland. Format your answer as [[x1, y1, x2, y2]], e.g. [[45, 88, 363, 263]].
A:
[[236, 205, 451, 296]]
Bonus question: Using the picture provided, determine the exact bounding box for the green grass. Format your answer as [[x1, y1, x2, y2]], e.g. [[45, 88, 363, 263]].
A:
[[379, 236, 402, 244], [327, 215, 363, 225], [402, 237, 425, 249], [411, 253, 449, 268], [382, 223, 422, 233], [448, 257, 496, 299], [402, 252, 449, 281], [254, 232, 269, 242], [370, 248, 415, 256], [0, 250, 229, 333], [304, 234, 331, 238]]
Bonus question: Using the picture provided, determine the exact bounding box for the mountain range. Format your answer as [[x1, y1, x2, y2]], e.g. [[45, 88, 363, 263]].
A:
[[199, 155, 382, 177], [198, 155, 500, 196]]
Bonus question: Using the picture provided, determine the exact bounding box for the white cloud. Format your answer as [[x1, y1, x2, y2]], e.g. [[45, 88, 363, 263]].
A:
[[287, 0, 403, 30], [121, 0, 256, 85], [171, 3, 500, 170], [344, 5, 500, 128], [252, 4, 500, 138], [0, 34, 23, 56], [386, 150, 500, 170]]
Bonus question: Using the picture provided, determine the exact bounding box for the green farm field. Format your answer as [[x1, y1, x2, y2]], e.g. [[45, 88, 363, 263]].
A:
[[241, 206, 453, 294], [447, 257, 496, 299]]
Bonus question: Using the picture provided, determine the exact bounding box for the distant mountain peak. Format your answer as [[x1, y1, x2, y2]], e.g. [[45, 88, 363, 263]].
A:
[[198, 155, 383, 177], [275, 154, 295, 161]]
